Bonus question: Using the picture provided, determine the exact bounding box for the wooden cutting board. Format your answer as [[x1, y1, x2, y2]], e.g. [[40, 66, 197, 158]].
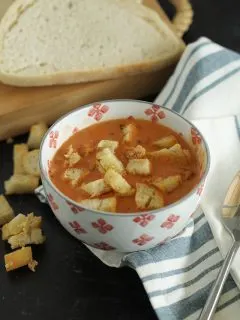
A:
[[0, 0, 185, 141]]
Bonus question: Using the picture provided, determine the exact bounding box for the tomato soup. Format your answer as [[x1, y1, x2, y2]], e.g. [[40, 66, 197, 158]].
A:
[[49, 118, 200, 213]]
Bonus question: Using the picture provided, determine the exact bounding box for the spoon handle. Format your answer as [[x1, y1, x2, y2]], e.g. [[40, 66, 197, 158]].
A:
[[199, 241, 240, 320]]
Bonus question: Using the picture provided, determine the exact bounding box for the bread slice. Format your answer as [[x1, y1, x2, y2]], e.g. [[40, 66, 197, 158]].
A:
[[0, 0, 181, 87]]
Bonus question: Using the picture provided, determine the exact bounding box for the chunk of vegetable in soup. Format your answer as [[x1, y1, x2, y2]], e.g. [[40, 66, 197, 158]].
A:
[[49, 119, 200, 213]]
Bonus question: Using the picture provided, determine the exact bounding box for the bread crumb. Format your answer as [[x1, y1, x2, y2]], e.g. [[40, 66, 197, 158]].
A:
[[6, 137, 14, 144], [28, 259, 38, 272]]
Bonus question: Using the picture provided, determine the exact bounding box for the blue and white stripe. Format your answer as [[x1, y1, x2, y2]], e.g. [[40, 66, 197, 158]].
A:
[[124, 38, 240, 320]]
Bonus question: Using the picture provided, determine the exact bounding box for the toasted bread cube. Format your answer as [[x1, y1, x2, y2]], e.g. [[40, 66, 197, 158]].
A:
[[104, 169, 134, 196], [153, 135, 177, 149], [63, 168, 88, 187], [4, 247, 36, 272], [6, 137, 14, 144], [64, 145, 81, 167], [126, 159, 151, 176], [147, 148, 171, 158], [96, 148, 124, 174], [8, 228, 46, 250], [2, 214, 27, 240], [97, 140, 119, 152], [96, 160, 105, 174], [22, 213, 42, 234], [152, 175, 182, 193], [13, 144, 28, 174], [148, 144, 186, 160], [4, 175, 39, 195], [125, 145, 146, 159], [135, 183, 164, 210], [2, 213, 42, 240], [170, 144, 184, 155], [0, 195, 14, 226], [121, 123, 137, 144], [22, 149, 40, 177], [27, 122, 48, 149], [80, 197, 117, 212], [81, 179, 112, 197]]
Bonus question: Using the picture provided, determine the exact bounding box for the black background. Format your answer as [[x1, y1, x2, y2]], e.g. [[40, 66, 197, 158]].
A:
[[0, 1, 239, 319]]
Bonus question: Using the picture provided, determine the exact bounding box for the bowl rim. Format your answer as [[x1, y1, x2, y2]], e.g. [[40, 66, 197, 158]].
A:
[[40, 99, 210, 217]]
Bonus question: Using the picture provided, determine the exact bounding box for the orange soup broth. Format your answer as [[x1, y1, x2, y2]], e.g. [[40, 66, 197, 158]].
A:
[[50, 118, 200, 213]]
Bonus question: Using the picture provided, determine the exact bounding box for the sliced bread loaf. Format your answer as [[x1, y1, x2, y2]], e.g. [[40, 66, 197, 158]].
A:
[[0, 0, 182, 86]]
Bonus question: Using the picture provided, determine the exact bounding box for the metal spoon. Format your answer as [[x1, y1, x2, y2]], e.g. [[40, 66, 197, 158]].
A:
[[199, 171, 240, 320]]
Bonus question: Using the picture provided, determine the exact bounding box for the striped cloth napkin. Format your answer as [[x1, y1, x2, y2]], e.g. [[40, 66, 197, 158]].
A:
[[36, 37, 240, 320]]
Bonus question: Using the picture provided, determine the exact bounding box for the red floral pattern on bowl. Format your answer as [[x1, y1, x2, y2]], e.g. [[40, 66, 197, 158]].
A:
[[93, 242, 116, 251], [92, 219, 114, 234], [132, 234, 154, 246], [144, 104, 166, 122], [69, 221, 87, 234], [133, 214, 155, 227], [160, 215, 180, 229], [88, 103, 109, 121]]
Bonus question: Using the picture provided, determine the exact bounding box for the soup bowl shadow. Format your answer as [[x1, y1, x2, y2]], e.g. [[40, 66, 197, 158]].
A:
[[40, 99, 210, 252]]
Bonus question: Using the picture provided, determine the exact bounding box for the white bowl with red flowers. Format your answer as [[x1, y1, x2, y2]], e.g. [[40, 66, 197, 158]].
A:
[[40, 99, 210, 252]]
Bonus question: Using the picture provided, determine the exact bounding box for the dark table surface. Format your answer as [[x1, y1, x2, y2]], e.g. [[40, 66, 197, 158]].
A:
[[1, 1, 240, 319]]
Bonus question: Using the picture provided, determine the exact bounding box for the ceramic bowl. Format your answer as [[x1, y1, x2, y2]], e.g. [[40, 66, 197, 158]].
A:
[[40, 99, 210, 252]]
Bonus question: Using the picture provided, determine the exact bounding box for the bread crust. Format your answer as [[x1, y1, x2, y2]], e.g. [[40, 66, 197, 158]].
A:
[[0, 0, 183, 87]]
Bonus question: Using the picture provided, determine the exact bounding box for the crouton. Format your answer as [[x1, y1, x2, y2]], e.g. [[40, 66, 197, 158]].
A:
[[23, 213, 42, 233], [126, 159, 151, 176], [152, 175, 182, 193], [135, 183, 164, 210], [147, 148, 172, 158], [96, 148, 124, 174], [81, 179, 112, 197], [13, 144, 28, 174], [2, 213, 42, 240], [148, 144, 186, 161], [153, 135, 177, 149], [27, 122, 48, 149], [79, 197, 117, 212], [8, 228, 46, 250], [104, 169, 135, 196], [125, 145, 146, 159], [4, 175, 39, 195], [97, 140, 119, 152], [6, 137, 14, 144], [22, 149, 40, 177], [4, 247, 37, 272], [64, 145, 81, 167], [0, 195, 14, 226], [121, 123, 137, 144], [63, 168, 88, 187]]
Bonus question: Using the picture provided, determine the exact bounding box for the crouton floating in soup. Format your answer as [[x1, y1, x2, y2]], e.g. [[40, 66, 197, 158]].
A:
[[49, 118, 201, 213]]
